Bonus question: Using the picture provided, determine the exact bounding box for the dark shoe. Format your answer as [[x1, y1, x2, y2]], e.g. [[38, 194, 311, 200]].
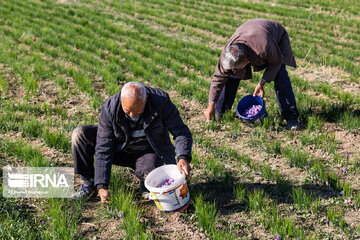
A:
[[140, 181, 150, 199], [70, 185, 95, 200], [286, 119, 301, 131], [215, 110, 222, 121]]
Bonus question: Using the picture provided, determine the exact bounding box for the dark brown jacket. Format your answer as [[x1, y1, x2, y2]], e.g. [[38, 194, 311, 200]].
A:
[[209, 19, 296, 102]]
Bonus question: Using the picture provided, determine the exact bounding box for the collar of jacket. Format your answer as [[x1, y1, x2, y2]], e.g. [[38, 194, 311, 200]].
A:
[[142, 101, 158, 129]]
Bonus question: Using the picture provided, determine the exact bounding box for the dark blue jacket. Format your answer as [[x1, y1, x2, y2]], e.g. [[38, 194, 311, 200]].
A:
[[94, 87, 192, 187]]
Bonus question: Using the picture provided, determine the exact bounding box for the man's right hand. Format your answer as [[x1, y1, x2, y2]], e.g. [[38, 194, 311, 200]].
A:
[[204, 102, 215, 121], [98, 188, 109, 204]]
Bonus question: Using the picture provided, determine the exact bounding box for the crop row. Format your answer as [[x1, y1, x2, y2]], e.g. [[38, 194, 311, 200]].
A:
[[98, 0, 360, 80], [0, 137, 84, 238], [2, 0, 359, 131]]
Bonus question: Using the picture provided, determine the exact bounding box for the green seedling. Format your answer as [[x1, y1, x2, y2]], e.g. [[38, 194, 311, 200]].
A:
[[261, 202, 304, 238], [311, 198, 321, 216], [355, 192, 360, 209], [0, 188, 41, 239], [204, 157, 222, 180], [292, 187, 317, 211], [234, 183, 247, 204], [351, 159, 360, 174], [42, 130, 71, 153], [0, 139, 49, 167], [307, 115, 325, 132], [283, 147, 309, 168], [0, 75, 8, 93], [342, 183, 353, 198], [327, 207, 349, 233], [338, 111, 360, 133], [265, 140, 282, 155], [54, 76, 68, 90], [43, 198, 83, 240], [20, 118, 45, 138], [194, 194, 218, 236], [107, 171, 152, 239], [248, 189, 268, 213]]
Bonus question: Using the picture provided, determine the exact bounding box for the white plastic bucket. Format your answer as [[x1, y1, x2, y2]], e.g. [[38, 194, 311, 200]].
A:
[[145, 164, 190, 213]]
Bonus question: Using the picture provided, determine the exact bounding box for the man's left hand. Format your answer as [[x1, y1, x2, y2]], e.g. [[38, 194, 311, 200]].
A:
[[177, 159, 191, 178]]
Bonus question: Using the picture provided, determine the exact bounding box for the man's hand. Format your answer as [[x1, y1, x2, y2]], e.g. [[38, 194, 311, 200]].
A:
[[204, 102, 215, 121], [177, 159, 191, 178], [98, 188, 109, 204], [253, 79, 266, 98]]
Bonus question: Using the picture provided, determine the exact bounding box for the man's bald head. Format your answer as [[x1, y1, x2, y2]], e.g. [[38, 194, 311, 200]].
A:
[[121, 82, 147, 120]]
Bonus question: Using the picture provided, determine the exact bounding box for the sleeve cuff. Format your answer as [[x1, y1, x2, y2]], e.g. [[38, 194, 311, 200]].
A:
[[96, 184, 108, 191], [177, 155, 191, 163]]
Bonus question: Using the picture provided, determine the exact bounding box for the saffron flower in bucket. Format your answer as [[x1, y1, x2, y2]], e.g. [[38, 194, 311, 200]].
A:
[[156, 178, 175, 188], [243, 105, 262, 117]]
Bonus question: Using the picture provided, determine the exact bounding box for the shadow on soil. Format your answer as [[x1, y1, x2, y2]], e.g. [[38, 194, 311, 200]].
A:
[[189, 176, 345, 215]]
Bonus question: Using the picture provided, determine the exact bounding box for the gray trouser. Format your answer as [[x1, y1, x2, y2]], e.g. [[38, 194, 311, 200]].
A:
[[72, 125, 163, 184]]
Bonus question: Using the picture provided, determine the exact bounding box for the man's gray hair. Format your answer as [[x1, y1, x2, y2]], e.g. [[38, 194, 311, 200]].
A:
[[121, 82, 147, 103], [221, 43, 248, 70]]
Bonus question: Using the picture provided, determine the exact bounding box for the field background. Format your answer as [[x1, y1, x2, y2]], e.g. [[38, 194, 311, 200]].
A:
[[0, 0, 360, 239]]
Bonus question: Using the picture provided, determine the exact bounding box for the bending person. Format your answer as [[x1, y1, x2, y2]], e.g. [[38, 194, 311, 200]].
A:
[[204, 19, 300, 130]]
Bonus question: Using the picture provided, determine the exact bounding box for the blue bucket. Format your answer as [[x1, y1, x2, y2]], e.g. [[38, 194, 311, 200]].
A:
[[236, 95, 268, 122]]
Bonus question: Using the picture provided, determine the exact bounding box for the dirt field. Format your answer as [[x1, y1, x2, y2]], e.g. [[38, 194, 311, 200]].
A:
[[0, 0, 359, 239]]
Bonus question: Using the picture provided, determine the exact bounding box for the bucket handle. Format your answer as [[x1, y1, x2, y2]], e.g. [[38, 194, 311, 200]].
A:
[[148, 189, 165, 200]]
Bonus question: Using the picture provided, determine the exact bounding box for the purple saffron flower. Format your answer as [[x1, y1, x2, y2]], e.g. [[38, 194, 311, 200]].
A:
[[276, 235, 281, 240], [325, 219, 329, 225], [252, 129, 255, 135], [262, 147, 267, 151], [156, 178, 175, 188], [107, 206, 110, 211], [305, 166, 309, 170], [118, 211, 123, 218], [343, 167, 347, 173], [243, 105, 262, 117], [340, 191, 344, 196], [41, 220, 46, 224]]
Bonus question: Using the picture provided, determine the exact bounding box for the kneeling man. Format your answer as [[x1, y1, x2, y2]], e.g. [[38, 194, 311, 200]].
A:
[[71, 82, 192, 203]]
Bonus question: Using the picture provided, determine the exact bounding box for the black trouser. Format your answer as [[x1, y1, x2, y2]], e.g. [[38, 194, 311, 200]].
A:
[[215, 65, 299, 121], [72, 125, 163, 184]]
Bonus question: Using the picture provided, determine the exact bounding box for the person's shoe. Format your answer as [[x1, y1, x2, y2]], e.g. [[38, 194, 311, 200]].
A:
[[215, 110, 222, 121], [140, 181, 150, 199], [286, 119, 301, 131], [70, 184, 95, 200]]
